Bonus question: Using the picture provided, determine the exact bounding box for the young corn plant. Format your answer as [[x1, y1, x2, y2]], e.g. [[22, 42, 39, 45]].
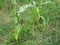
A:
[[36, 0, 46, 30], [11, 0, 21, 40], [28, 0, 46, 30]]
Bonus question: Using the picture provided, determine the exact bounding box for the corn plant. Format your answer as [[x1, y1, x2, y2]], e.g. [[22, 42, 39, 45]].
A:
[[11, 0, 21, 40], [36, 0, 46, 30]]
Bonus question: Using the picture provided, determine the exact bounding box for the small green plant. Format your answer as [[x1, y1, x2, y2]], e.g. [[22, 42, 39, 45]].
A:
[[36, 0, 46, 30], [11, 0, 21, 40]]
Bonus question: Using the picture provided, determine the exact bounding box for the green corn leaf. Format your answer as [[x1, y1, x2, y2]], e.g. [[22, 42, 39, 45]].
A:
[[37, 7, 40, 18]]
